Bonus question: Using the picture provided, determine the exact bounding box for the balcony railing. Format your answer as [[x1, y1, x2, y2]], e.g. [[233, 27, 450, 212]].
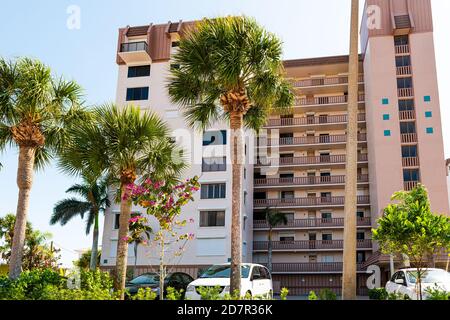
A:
[[401, 133, 418, 144], [253, 217, 372, 229], [267, 262, 365, 273], [398, 88, 414, 97], [396, 66, 412, 76], [402, 157, 420, 168], [120, 41, 148, 53], [254, 174, 369, 187], [291, 74, 364, 88], [260, 133, 367, 147], [253, 239, 373, 251], [256, 154, 369, 167], [265, 113, 366, 128], [294, 94, 365, 107], [253, 195, 370, 208], [395, 44, 410, 55], [404, 181, 419, 191], [399, 110, 416, 121]]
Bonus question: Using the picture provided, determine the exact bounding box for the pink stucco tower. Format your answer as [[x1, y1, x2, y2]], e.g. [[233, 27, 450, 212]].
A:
[[361, 0, 449, 220]]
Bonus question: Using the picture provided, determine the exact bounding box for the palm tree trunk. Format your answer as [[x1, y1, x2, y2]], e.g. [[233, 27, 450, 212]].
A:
[[133, 243, 138, 278], [89, 211, 99, 271], [342, 0, 359, 300], [268, 228, 273, 274], [9, 146, 36, 279], [229, 111, 244, 296], [114, 182, 133, 299]]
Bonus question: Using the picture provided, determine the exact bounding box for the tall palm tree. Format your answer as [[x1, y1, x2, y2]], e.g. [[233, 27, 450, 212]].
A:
[[342, 0, 360, 300], [58, 104, 185, 299], [264, 208, 287, 274], [0, 57, 85, 279], [168, 16, 293, 294], [50, 177, 110, 270]]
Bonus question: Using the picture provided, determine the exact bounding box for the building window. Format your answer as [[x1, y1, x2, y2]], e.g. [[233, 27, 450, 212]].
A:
[[200, 211, 225, 227], [254, 192, 266, 200], [382, 98, 389, 105], [357, 211, 364, 218], [402, 145, 418, 158], [170, 64, 180, 70], [403, 169, 420, 182], [322, 234, 333, 241], [384, 130, 391, 137], [281, 191, 294, 199], [357, 232, 365, 240], [114, 214, 120, 230], [397, 77, 413, 89], [426, 127, 434, 134], [244, 191, 247, 205], [399, 99, 414, 111], [321, 212, 332, 220], [400, 122, 416, 134], [424, 95, 431, 102], [394, 35, 409, 46], [201, 183, 226, 199], [127, 65, 150, 78], [395, 56, 411, 67], [357, 252, 366, 263], [126, 87, 149, 101], [202, 157, 226, 172], [425, 111, 433, 118], [203, 130, 227, 146], [383, 114, 390, 121], [171, 41, 180, 48]]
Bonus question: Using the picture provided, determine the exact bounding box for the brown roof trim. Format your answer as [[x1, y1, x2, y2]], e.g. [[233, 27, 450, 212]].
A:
[[283, 54, 364, 68]]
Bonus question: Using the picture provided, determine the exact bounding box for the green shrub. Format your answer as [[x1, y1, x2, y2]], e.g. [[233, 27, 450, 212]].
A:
[[425, 287, 450, 300], [130, 288, 157, 301], [166, 287, 184, 300], [197, 286, 223, 300], [308, 291, 318, 300], [280, 287, 289, 300], [387, 292, 410, 300], [368, 288, 389, 300], [318, 289, 337, 300]]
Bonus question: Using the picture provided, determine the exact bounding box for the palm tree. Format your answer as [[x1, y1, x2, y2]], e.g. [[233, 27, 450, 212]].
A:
[[50, 177, 110, 270], [342, 0, 360, 300], [168, 16, 293, 294], [264, 208, 287, 274], [58, 104, 185, 299], [0, 57, 85, 279], [128, 212, 152, 278]]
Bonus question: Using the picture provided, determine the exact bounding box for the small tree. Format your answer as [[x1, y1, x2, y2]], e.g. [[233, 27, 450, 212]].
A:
[[127, 213, 152, 278], [264, 208, 287, 274], [126, 176, 200, 300], [372, 184, 450, 300]]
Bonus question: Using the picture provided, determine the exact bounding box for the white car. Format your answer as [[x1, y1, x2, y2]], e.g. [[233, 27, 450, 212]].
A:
[[386, 268, 450, 300], [185, 263, 273, 300]]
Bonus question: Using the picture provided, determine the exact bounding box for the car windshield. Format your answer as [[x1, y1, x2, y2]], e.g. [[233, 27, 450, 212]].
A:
[[406, 270, 450, 284], [200, 265, 251, 279], [129, 273, 159, 285]]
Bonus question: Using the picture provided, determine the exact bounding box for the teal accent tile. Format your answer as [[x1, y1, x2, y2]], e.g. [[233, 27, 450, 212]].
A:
[[425, 111, 433, 118], [424, 96, 431, 102], [382, 98, 389, 105], [383, 114, 390, 121], [384, 130, 391, 137], [426, 127, 434, 134]]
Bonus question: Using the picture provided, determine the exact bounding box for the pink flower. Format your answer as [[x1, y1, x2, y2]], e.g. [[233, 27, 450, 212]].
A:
[[121, 236, 130, 242], [188, 233, 195, 240]]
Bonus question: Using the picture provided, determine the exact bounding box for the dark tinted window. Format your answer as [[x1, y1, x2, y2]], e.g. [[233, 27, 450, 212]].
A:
[[203, 130, 227, 146], [404, 169, 420, 182], [172, 41, 180, 48], [395, 56, 411, 67], [394, 35, 409, 46], [200, 211, 225, 227], [400, 122, 416, 134], [114, 214, 120, 230], [126, 87, 149, 101], [397, 77, 413, 89], [322, 234, 333, 241], [399, 99, 414, 111], [402, 145, 418, 158], [201, 183, 226, 199], [128, 65, 150, 78]]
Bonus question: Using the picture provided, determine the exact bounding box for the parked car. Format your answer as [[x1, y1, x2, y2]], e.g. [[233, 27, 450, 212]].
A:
[[185, 263, 273, 300], [125, 272, 194, 299], [385, 268, 450, 300]]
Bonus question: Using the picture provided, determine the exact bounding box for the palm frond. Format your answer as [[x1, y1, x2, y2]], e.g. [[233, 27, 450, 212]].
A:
[[51, 198, 91, 226]]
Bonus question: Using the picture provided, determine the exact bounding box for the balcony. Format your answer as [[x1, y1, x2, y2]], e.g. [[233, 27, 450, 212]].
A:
[[253, 239, 373, 251], [118, 41, 151, 64], [395, 44, 410, 55], [267, 262, 365, 274], [396, 66, 412, 76], [291, 74, 364, 89], [265, 113, 366, 129], [402, 157, 420, 168], [399, 110, 416, 121], [259, 133, 367, 148], [404, 181, 419, 191], [256, 154, 369, 168], [401, 133, 418, 144], [254, 174, 369, 188], [294, 94, 365, 108], [398, 88, 414, 98], [253, 217, 372, 230], [253, 195, 371, 209]]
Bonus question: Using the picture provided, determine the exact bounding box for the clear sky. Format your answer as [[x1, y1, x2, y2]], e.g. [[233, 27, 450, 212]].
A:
[[0, 0, 449, 266]]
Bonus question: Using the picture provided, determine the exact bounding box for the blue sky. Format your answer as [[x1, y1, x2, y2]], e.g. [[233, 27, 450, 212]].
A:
[[1, 0, 449, 266]]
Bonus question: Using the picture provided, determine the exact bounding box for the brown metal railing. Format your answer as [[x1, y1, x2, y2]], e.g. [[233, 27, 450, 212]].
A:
[[404, 181, 419, 191], [396, 66, 412, 76], [294, 94, 365, 106], [291, 74, 364, 88], [267, 262, 365, 273], [402, 157, 420, 168], [395, 44, 410, 55], [256, 153, 368, 167], [262, 133, 367, 147], [398, 88, 414, 97], [399, 110, 416, 120], [254, 174, 369, 187], [401, 133, 418, 144], [253, 195, 370, 208], [253, 239, 372, 251], [265, 113, 366, 128], [253, 217, 372, 229]]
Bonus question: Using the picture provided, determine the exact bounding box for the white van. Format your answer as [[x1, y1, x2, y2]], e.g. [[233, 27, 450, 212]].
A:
[[185, 263, 273, 300]]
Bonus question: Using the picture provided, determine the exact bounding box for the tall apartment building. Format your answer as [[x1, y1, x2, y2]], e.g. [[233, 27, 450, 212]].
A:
[[101, 0, 449, 295]]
